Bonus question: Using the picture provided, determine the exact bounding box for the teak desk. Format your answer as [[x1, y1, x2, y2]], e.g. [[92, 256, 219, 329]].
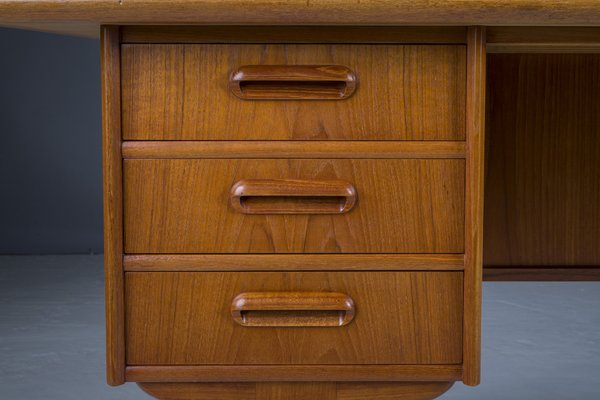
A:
[[2, 2, 599, 399]]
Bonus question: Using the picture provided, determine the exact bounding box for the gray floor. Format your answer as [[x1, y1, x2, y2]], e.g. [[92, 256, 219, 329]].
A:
[[0, 256, 599, 399]]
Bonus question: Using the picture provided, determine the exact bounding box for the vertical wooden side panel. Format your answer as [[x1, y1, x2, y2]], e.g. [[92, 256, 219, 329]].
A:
[[463, 26, 486, 386], [101, 25, 125, 386]]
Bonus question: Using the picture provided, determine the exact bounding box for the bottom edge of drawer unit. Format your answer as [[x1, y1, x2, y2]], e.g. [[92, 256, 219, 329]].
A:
[[125, 271, 464, 366], [125, 364, 464, 383]]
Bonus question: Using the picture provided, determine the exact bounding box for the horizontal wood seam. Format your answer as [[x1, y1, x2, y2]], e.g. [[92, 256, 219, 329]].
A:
[[122, 141, 466, 159], [487, 27, 600, 52], [123, 254, 465, 271], [125, 364, 463, 382], [121, 26, 468, 44]]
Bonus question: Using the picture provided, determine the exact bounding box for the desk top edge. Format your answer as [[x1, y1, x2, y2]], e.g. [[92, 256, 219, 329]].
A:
[[3, 1, 600, 38]]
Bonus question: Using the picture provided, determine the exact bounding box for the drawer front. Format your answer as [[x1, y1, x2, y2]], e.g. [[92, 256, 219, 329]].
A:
[[121, 44, 466, 140], [125, 271, 463, 365], [124, 159, 465, 254]]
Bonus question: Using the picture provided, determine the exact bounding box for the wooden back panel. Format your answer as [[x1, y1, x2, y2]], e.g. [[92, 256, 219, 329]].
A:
[[485, 54, 600, 268]]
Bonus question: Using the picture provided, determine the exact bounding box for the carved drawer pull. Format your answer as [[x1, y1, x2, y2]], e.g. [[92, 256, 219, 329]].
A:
[[229, 179, 357, 214], [229, 65, 357, 100], [231, 292, 355, 327]]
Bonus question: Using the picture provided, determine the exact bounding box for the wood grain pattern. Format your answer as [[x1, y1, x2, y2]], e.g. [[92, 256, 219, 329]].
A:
[[229, 65, 357, 100], [256, 382, 336, 400], [127, 364, 463, 382], [121, 44, 466, 140], [463, 26, 486, 387], [230, 291, 355, 327], [337, 382, 454, 400], [485, 54, 600, 268], [121, 141, 466, 159], [100, 25, 125, 387], [487, 27, 600, 53], [229, 179, 357, 215], [138, 382, 255, 400], [122, 26, 467, 44], [125, 271, 463, 365], [123, 159, 465, 254], [3, 1, 600, 31], [136, 381, 454, 400], [123, 254, 465, 272]]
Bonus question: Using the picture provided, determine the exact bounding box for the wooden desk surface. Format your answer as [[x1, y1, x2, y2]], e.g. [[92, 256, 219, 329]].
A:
[[2, 0, 600, 38]]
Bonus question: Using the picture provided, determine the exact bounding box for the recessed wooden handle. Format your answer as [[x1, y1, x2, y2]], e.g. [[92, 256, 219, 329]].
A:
[[231, 292, 355, 327], [229, 179, 357, 214], [229, 65, 357, 100]]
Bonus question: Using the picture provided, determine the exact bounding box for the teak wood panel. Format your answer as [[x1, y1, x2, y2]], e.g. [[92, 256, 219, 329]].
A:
[[137, 381, 454, 400], [125, 271, 463, 365], [5, 2, 600, 32], [122, 141, 466, 159], [123, 159, 465, 254], [101, 25, 125, 386], [121, 26, 468, 44], [126, 364, 463, 382], [123, 254, 465, 272], [462, 26, 485, 386], [121, 44, 466, 140], [487, 27, 600, 53], [485, 54, 600, 267], [122, 140, 466, 159]]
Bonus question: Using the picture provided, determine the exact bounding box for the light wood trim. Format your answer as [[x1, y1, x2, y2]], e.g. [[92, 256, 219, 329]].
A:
[[136, 381, 455, 400], [230, 179, 357, 215], [125, 365, 463, 383], [137, 382, 256, 400], [122, 141, 466, 159], [336, 382, 455, 400], [230, 292, 355, 327], [3, 2, 600, 29], [487, 27, 600, 53], [101, 25, 124, 387], [123, 254, 465, 272], [463, 26, 486, 387], [484, 267, 600, 281], [121, 26, 467, 44], [229, 65, 357, 100]]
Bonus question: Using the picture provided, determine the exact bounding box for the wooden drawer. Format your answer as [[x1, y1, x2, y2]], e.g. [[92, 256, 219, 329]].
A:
[[121, 44, 466, 140], [123, 159, 465, 254], [125, 271, 463, 365]]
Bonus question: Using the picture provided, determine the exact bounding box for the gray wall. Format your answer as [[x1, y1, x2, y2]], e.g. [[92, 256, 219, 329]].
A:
[[0, 28, 103, 254]]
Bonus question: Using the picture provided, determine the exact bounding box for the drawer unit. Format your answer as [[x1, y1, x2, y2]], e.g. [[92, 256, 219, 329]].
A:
[[125, 271, 463, 365], [102, 26, 486, 399], [123, 159, 465, 254], [121, 44, 466, 141]]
